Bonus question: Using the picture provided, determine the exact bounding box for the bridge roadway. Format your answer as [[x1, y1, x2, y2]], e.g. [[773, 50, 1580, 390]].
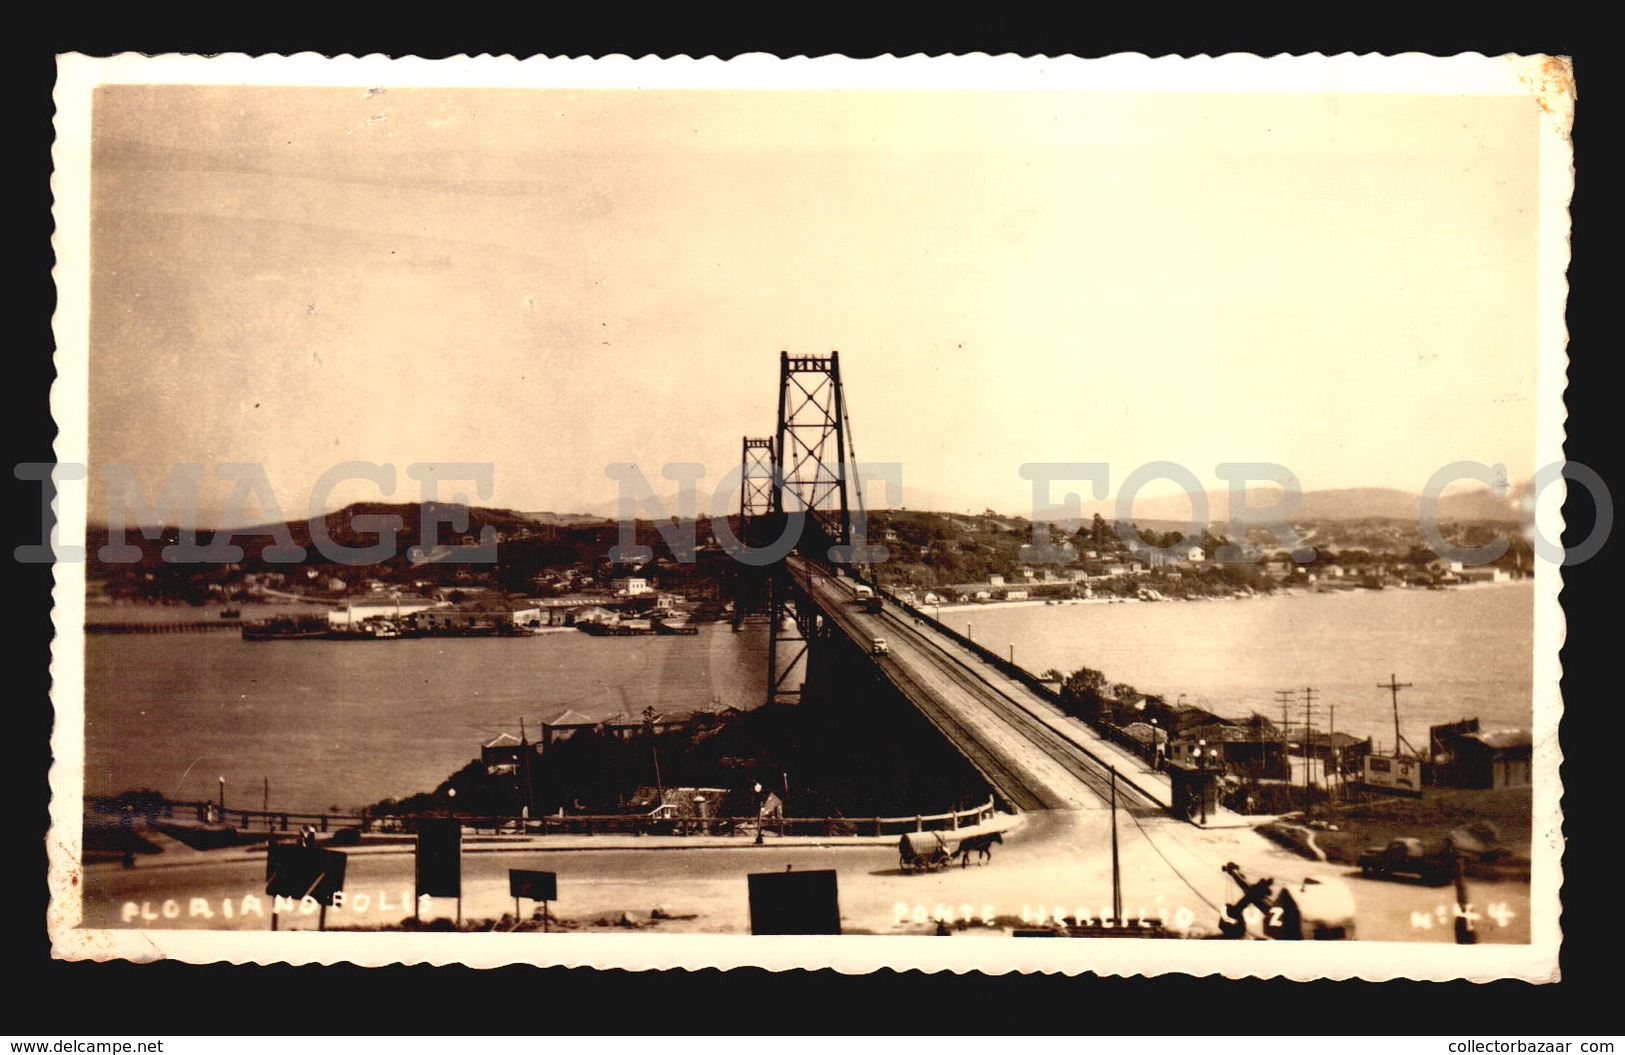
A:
[[786, 557, 1174, 814]]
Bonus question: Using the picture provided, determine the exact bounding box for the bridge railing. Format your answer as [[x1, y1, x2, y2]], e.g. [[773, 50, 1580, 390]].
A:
[[88, 796, 356, 833], [428, 797, 1000, 838], [92, 795, 1001, 840], [863, 580, 1161, 769]]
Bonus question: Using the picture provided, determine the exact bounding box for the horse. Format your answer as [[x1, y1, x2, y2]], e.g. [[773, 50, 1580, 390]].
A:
[[957, 830, 1003, 867]]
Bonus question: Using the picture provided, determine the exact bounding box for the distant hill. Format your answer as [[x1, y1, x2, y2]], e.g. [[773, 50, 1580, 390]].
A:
[[1070, 486, 1518, 526], [576, 493, 738, 521], [87, 501, 544, 567], [521, 511, 613, 526], [549, 483, 1519, 529]]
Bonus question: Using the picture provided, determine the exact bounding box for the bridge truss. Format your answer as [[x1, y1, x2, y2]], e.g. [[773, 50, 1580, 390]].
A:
[[762, 352, 857, 707]]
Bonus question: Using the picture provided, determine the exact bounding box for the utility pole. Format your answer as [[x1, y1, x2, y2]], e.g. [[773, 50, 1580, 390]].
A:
[[1302, 687, 1319, 802], [1275, 689, 1294, 743], [1379, 674, 1413, 759], [520, 717, 536, 821], [1110, 766, 1122, 926], [1327, 698, 1337, 800]]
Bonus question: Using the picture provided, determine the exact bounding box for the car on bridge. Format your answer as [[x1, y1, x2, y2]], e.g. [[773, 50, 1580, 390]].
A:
[[871, 637, 889, 655]]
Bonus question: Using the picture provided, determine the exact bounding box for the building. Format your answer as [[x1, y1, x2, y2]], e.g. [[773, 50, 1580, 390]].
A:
[[1433, 727, 1532, 789], [328, 596, 446, 627], [413, 600, 542, 631], [1299, 731, 1373, 777], [538, 709, 603, 750], [1428, 558, 1464, 582], [480, 732, 541, 777], [567, 604, 619, 626], [599, 712, 652, 741], [1171, 723, 1290, 780], [538, 709, 689, 749], [611, 576, 653, 596]]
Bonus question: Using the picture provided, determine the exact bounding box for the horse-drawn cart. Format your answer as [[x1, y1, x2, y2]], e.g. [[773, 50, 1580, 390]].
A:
[[898, 830, 958, 872]]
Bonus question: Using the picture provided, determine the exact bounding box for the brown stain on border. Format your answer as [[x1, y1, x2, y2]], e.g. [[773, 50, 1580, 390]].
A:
[[1514, 55, 1575, 130]]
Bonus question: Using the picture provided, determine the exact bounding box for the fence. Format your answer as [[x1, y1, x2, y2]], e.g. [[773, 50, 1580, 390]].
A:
[[89, 797, 351, 833], [89, 795, 1000, 840], [389, 796, 1000, 838]]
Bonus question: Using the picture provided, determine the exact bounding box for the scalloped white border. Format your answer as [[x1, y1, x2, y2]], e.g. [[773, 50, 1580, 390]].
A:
[[47, 51, 1572, 980]]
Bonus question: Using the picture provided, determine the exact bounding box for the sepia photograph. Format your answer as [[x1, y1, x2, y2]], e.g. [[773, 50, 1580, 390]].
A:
[[47, 52, 1574, 981]]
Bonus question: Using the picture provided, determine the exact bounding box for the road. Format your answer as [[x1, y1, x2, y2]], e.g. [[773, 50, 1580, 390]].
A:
[[792, 559, 1167, 812], [75, 813, 1529, 943]]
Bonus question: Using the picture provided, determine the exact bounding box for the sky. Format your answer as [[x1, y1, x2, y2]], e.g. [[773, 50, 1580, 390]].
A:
[[74, 59, 1563, 527]]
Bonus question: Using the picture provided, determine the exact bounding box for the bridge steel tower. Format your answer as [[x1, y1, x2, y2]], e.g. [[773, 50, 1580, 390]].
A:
[[730, 437, 777, 627], [764, 351, 855, 708], [774, 351, 852, 551], [739, 436, 777, 530]]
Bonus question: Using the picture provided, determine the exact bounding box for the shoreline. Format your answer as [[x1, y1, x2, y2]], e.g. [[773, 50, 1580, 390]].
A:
[[926, 577, 1530, 616], [79, 577, 1532, 626]]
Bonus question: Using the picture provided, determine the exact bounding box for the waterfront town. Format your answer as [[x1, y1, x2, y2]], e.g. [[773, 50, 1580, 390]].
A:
[[87, 496, 1532, 627], [83, 497, 1535, 937]]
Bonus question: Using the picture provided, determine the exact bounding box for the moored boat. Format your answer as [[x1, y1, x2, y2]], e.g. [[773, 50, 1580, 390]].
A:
[[242, 615, 331, 641]]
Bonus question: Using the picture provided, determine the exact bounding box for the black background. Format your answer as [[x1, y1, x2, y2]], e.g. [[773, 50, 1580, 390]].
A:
[[17, 23, 1611, 1034]]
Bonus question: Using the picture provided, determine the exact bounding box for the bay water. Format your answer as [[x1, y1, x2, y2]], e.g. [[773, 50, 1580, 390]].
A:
[[80, 582, 1536, 814]]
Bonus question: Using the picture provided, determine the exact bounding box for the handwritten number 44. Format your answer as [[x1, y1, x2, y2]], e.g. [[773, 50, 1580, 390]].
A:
[[1410, 903, 1515, 930]]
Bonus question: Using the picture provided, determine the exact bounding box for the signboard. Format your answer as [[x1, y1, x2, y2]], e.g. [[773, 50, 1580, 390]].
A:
[[1361, 755, 1423, 796], [747, 869, 841, 935], [1430, 717, 1480, 756], [415, 818, 462, 898], [509, 869, 557, 902], [265, 844, 347, 905]]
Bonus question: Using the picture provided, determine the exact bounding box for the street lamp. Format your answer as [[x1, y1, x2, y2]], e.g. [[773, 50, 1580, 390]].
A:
[[1149, 719, 1160, 769], [217, 776, 226, 815], [1208, 748, 1220, 821], [754, 782, 764, 845], [1008, 643, 1014, 665], [1196, 743, 1207, 826]]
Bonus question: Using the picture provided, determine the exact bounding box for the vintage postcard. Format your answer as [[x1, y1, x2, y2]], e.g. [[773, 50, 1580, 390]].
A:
[[48, 52, 1573, 979]]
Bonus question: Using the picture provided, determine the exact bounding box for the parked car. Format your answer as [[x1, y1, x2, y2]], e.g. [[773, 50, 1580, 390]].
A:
[[1357, 837, 1454, 885]]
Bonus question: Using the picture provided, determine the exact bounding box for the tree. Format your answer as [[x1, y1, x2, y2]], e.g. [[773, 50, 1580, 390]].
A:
[[1058, 666, 1111, 720]]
